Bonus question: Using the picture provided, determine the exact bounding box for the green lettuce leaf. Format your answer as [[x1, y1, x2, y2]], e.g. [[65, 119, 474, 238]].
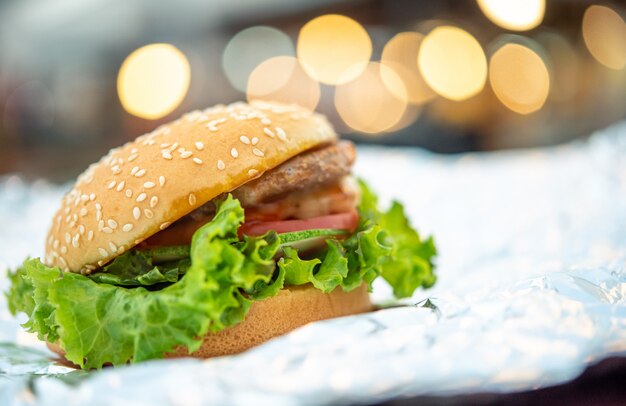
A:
[[356, 180, 437, 298], [6, 196, 284, 368], [87, 249, 190, 286]]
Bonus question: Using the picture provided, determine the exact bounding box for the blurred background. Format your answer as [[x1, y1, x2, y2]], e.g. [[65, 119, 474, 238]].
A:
[[0, 0, 625, 182]]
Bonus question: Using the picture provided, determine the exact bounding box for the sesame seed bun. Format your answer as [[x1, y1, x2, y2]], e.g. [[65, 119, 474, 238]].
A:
[[47, 283, 371, 363], [44, 101, 337, 273]]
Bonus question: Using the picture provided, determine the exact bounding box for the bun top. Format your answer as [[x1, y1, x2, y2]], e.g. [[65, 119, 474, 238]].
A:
[[44, 101, 337, 273]]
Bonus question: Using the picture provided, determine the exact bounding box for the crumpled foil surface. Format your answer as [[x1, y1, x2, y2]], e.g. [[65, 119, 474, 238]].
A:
[[1, 123, 625, 405]]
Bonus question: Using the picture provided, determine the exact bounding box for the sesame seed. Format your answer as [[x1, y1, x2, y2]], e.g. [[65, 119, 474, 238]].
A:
[[80, 208, 88, 217], [251, 137, 259, 145], [180, 151, 193, 159], [160, 222, 171, 230], [116, 181, 125, 192], [122, 224, 133, 232], [65, 233, 71, 243], [88, 231, 94, 241], [135, 169, 146, 177], [195, 141, 204, 150], [136, 193, 147, 202], [188, 193, 197, 206], [131, 166, 139, 175], [261, 118, 271, 125], [102, 227, 113, 234], [150, 196, 158, 208], [98, 248, 108, 258], [131, 148, 138, 154], [217, 160, 225, 170], [248, 169, 259, 176], [162, 151, 173, 160], [143, 209, 154, 218], [193, 157, 203, 164], [231, 148, 239, 158], [79, 225, 85, 234], [207, 118, 226, 131], [53, 240, 59, 249], [109, 242, 117, 253], [239, 135, 250, 145], [108, 181, 117, 189], [128, 154, 138, 162], [144, 181, 155, 188], [169, 142, 179, 152], [112, 166, 121, 174], [263, 128, 275, 138], [96, 203, 102, 211], [253, 148, 265, 157], [125, 189, 133, 198], [61, 246, 68, 254], [133, 207, 141, 220], [159, 176, 165, 187], [97, 211, 103, 221], [161, 143, 170, 148], [72, 238, 79, 248], [98, 220, 105, 230], [117, 245, 125, 253], [81, 194, 89, 202], [108, 219, 118, 229], [276, 127, 287, 141]]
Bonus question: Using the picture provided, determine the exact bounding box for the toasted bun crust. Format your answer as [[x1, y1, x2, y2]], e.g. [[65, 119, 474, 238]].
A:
[[48, 284, 371, 364], [44, 101, 337, 272]]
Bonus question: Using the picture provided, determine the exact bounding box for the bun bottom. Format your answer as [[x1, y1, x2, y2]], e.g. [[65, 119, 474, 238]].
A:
[[47, 284, 371, 365]]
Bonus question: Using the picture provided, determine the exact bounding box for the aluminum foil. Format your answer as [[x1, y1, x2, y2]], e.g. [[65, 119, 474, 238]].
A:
[[1, 123, 625, 405]]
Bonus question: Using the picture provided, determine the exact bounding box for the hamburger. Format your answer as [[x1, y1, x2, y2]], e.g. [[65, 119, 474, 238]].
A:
[[7, 101, 437, 369]]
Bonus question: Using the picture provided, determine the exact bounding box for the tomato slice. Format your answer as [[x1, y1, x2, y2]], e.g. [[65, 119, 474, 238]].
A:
[[239, 209, 359, 237]]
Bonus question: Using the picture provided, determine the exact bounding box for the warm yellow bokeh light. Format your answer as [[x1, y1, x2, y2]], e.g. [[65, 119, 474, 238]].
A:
[[381, 32, 434, 105], [418, 26, 487, 101], [477, 0, 545, 31], [582, 5, 626, 70], [247, 56, 321, 111], [297, 14, 372, 85], [117, 44, 190, 120], [334, 62, 407, 134], [489, 43, 550, 114]]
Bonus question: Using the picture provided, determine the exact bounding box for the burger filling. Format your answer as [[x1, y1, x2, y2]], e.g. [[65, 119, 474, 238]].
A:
[[139, 141, 360, 254]]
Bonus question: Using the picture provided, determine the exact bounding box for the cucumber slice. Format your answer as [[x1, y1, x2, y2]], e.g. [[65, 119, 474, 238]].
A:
[[278, 229, 347, 244]]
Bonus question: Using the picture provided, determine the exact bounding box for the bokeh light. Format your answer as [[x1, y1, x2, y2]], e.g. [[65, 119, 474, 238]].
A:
[[582, 5, 626, 70], [222, 26, 294, 93], [117, 44, 190, 120], [247, 56, 321, 111], [489, 42, 550, 115], [477, 0, 545, 31], [536, 32, 580, 103], [297, 14, 372, 85], [418, 26, 487, 101], [334, 62, 407, 134], [381, 32, 434, 105]]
